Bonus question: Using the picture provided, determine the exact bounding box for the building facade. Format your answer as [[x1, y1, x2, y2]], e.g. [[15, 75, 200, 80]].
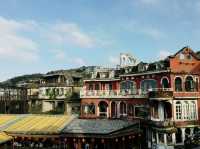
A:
[[0, 87, 28, 114], [80, 47, 200, 148]]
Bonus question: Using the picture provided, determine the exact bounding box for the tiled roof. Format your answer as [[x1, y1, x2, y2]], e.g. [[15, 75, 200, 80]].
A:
[[62, 119, 137, 134]]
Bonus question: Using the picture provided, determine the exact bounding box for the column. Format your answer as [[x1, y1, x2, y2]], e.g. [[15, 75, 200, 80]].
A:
[[156, 132, 159, 144], [117, 102, 120, 118], [172, 133, 176, 144], [164, 133, 167, 145], [190, 128, 194, 136], [181, 128, 186, 143]]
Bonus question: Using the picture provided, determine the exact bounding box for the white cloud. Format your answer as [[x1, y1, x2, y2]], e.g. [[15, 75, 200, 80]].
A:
[[157, 50, 171, 60], [0, 17, 39, 62], [48, 23, 95, 48]]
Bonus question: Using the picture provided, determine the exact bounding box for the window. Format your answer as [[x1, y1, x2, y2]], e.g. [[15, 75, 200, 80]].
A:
[[175, 100, 197, 120], [190, 101, 196, 120], [161, 77, 169, 88], [60, 88, 64, 95], [111, 102, 117, 118], [45, 89, 50, 96], [128, 104, 134, 116], [120, 102, 127, 116], [120, 81, 136, 94], [185, 76, 195, 92], [98, 101, 108, 117], [134, 106, 147, 119], [82, 104, 95, 115], [95, 84, 100, 90], [141, 79, 157, 93], [176, 101, 182, 120], [88, 84, 93, 90], [196, 78, 199, 91], [175, 77, 182, 91]]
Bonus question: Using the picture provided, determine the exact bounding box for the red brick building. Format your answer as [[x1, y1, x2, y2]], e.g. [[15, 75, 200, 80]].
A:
[[80, 47, 200, 148]]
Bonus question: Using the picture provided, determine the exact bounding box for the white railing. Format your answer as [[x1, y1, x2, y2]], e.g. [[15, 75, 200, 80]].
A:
[[148, 88, 173, 92], [80, 89, 147, 98]]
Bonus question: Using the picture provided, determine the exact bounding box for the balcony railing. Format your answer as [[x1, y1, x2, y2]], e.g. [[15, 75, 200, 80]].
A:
[[149, 88, 173, 100], [80, 89, 148, 98], [150, 119, 174, 127]]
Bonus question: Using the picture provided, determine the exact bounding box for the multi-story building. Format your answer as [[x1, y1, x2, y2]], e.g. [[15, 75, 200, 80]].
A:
[[80, 47, 200, 148], [38, 73, 82, 114], [0, 87, 28, 114]]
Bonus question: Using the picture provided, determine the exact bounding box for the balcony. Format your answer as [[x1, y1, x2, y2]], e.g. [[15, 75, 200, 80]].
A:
[[150, 119, 174, 127], [149, 88, 173, 100], [80, 89, 148, 98], [173, 91, 200, 98]]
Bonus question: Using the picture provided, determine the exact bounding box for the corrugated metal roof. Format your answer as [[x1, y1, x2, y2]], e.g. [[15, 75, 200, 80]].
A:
[[4, 115, 74, 135]]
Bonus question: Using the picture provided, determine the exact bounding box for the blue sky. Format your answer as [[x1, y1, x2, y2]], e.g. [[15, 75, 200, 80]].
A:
[[0, 0, 200, 81]]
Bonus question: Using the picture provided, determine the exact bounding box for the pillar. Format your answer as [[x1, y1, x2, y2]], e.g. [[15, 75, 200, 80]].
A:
[[172, 133, 176, 144], [164, 133, 167, 145], [190, 128, 194, 136], [117, 102, 120, 118], [181, 128, 186, 143], [156, 132, 159, 144]]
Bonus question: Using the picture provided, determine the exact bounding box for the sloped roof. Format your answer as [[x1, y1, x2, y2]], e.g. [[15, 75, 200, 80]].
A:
[[62, 119, 137, 135], [0, 132, 12, 144], [169, 46, 200, 60], [4, 115, 74, 135]]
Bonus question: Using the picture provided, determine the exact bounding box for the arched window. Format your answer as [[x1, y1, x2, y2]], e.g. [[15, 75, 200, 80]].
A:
[[98, 101, 108, 118], [111, 102, 117, 118], [161, 77, 169, 88], [185, 76, 195, 92], [141, 79, 157, 93], [120, 102, 127, 117], [175, 77, 182, 91], [120, 81, 136, 94]]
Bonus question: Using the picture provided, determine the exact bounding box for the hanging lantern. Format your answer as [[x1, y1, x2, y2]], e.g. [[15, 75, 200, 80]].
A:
[[138, 134, 141, 137], [64, 138, 67, 142], [82, 138, 85, 143], [122, 137, 125, 141], [128, 136, 132, 139], [132, 136, 135, 139], [101, 139, 105, 144], [115, 138, 118, 142], [73, 138, 76, 142]]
